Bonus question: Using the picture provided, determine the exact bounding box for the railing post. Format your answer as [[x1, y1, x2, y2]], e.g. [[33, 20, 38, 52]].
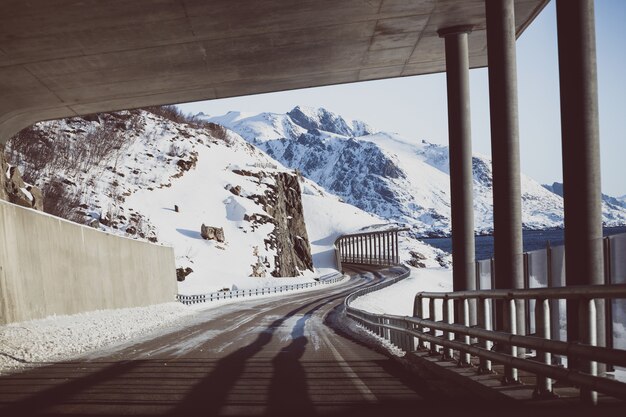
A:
[[477, 296, 492, 373], [429, 298, 438, 355], [459, 298, 471, 366], [579, 298, 598, 405], [442, 296, 454, 360], [394, 230, 400, 264], [504, 297, 519, 383], [360, 235, 364, 264], [385, 318, 391, 341], [393, 319, 400, 348], [403, 320, 411, 352], [534, 298, 554, 398], [414, 295, 424, 350]]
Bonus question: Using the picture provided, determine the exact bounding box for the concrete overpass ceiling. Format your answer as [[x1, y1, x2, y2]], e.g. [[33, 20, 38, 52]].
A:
[[0, 0, 548, 142]]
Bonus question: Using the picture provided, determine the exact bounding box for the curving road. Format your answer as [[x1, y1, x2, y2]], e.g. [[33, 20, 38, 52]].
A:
[[0, 267, 448, 417]]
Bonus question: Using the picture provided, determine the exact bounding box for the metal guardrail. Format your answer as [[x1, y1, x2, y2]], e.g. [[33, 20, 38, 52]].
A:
[[344, 267, 626, 405], [177, 272, 345, 305], [344, 265, 411, 306]]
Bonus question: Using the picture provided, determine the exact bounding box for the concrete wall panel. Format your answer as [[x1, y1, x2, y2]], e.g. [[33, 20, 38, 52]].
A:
[[0, 200, 177, 325]]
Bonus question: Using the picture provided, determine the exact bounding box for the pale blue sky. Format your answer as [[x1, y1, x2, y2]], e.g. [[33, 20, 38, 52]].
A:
[[178, 0, 625, 197]]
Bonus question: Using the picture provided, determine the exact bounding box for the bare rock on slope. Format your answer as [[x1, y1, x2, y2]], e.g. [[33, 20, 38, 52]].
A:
[[0, 150, 44, 211], [201, 224, 225, 242], [236, 169, 314, 277]]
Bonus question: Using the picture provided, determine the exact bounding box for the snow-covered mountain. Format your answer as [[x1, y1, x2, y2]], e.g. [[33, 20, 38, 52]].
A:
[[205, 106, 626, 236], [542, 181, 626, 224], [4, 108, 448, 295]]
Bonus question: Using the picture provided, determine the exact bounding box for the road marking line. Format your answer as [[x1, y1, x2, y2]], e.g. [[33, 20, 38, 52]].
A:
[[320, 331, 377, 402]]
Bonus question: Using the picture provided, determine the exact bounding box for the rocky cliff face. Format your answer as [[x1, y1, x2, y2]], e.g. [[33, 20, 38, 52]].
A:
[[0, 149, 43, 211], [267, 172, 314, 276], [234, 169, 313, 277]]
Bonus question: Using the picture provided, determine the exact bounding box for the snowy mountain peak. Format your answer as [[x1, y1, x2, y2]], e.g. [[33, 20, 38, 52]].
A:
[[208, 107, 626, 235], [351, 119, 375, 137], [287, 106, 354, 137]]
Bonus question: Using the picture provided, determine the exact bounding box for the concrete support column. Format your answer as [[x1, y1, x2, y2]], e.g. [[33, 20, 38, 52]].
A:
[[339, 239, 346, 262], [486, 0, 525, 336], [340, 239, 343, 263], [439, 26, 476, 295], [361, 235, 365, 263], [374, 233, 380, 263], [369, 234, 373, 263], [384, 233, 389, 265], [349, 237, 353, 263], [387, 232, 392, 265], [394, 232, 400, 264], [556, 0, 605, 358], [390, 232, 394, 264], [387, 232, 393, 264], [381, 233, 386, 264]]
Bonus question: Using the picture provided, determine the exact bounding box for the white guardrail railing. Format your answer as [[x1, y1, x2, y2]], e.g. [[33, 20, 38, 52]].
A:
[[344, 266, 626, 405], [177, 273, 345, 305]]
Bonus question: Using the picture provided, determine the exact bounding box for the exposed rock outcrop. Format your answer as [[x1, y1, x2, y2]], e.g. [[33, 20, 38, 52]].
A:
[[201, 224, 225, 242], [0, 150, 44, 211], [176, 267, 193, 282], [236, 169, 314, 277]]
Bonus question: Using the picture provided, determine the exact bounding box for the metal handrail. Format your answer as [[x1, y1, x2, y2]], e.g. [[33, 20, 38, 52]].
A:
[[178, 273, 344, 305], [344, 267, 626, 404], [416, 283, 626, 300], [347, 310, 626, 401]]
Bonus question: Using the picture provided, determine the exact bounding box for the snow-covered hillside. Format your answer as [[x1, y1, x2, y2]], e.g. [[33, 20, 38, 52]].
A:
[[5, 108, 448, 296], [206, 106, 626, 236], [543, 182, 626, 225]]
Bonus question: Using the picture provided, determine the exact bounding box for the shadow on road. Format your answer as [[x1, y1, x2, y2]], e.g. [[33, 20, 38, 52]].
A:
[[167, 285, 361, 416]]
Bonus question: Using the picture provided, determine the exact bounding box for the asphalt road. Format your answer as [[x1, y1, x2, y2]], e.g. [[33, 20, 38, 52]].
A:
[[0, 268, 442, 417]]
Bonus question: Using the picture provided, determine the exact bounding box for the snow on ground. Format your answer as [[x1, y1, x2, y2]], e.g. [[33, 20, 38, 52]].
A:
[[349, 268, 452, 316], [0, 303, 195, 375]]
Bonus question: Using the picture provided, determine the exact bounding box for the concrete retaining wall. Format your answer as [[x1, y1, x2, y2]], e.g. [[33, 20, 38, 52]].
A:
[[0, 200, 177, 325]]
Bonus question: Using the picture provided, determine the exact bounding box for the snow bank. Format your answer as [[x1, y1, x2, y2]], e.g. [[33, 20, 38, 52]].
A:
[[349, 268, 452, 316], [0, 303, 195, 375]]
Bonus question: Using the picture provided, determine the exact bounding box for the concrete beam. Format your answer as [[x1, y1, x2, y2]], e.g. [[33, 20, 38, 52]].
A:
[[0, 0, 548, 142]]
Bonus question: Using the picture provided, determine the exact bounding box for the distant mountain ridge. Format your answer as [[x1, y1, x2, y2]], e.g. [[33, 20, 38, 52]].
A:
[[542, 181, 626, 210], [204, 106, 626, 236]]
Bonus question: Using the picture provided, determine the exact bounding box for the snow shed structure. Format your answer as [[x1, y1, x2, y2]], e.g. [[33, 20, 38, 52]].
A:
[[0, 0, 609, 377], [0, 0, 548, 143]]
